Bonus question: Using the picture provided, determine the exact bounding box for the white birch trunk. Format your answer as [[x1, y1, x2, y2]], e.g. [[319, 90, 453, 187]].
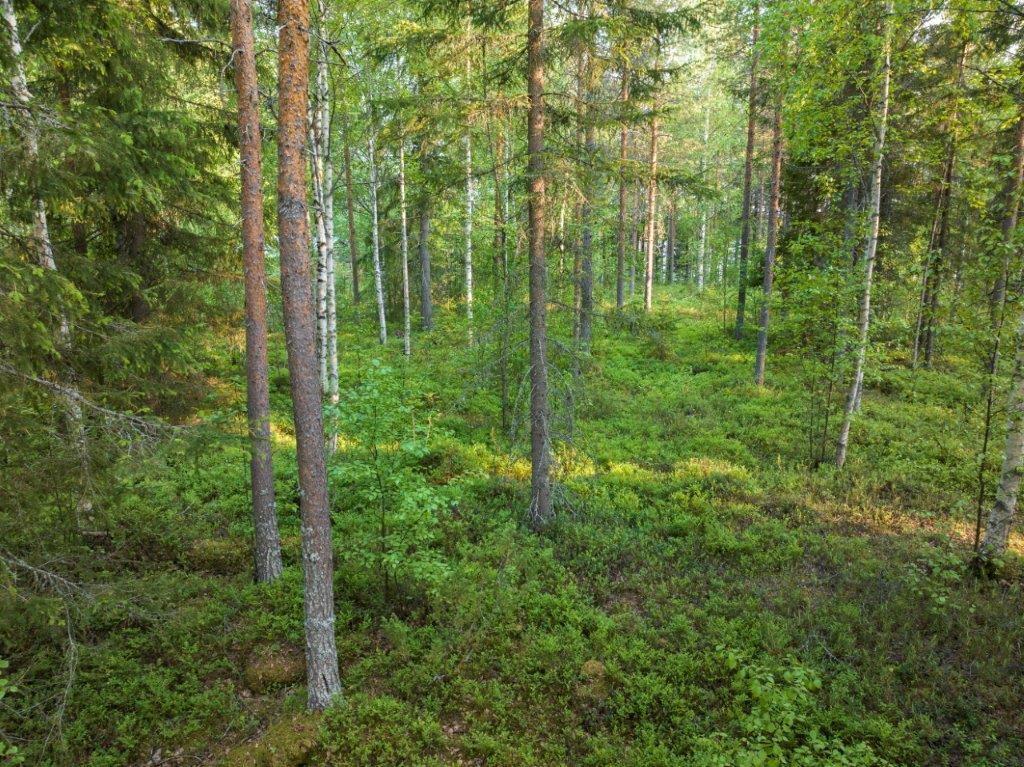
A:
[[399, 142, 411, 357], [368, 129, 387, 344], [697, 103, 711, 293], [836, 0, 893, 468], [464, 59, 475, 346]]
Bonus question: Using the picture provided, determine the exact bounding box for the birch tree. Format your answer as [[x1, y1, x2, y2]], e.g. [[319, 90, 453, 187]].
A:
[[835, 0, 893, 469], [399, 142, 411, 357], [368, 126, 387, 345]]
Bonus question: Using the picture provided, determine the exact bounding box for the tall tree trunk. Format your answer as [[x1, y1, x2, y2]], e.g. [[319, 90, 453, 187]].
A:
[[616, 66, 630, 309], [342, 114, 360, 304], [399, 143, 411, 357], [275, 0, 342, 711], [974, 111, 1024, 552], [666, 197, 676, 285], [754, 102, 783, 386], [493, 117, 507, 286], [913, 44, 965, 370], [734, 2, 760, 339], [697, 103, 710, 294], [229, 0, 283, 583], [527, 0, 551, 527], [317, 0, 338, 431], [368, 128, 387, 344], [580, 113, 595, 349], [835, 0, 892, 469], [309, 104, 329, 389], [464, 57, 475, 346], [643, 116, 659, 312], [980, 312, 1024, 561], [418, 189, 433, 329], [2, 0, 55, 278]]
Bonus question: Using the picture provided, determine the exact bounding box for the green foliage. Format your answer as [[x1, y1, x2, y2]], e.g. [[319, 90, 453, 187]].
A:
[[318, 694, 445, 766], [327, 360, 450, 605]]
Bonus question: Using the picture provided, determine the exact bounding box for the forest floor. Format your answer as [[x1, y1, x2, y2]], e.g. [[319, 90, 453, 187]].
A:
[[8, 288, 1024, 767]]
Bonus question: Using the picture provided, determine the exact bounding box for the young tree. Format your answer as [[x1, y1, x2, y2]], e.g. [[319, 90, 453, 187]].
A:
[[275, 0, 342, 710], [734, 0, 760, 339], [399, 142, 412, 357], [368, 126, 387, 344], [753, 101, 782, 386], [527, 0, 552, 527], [616, 66, 630, 309], [835, 0, 893, 469], [229, 0, 284, 582], [643, 115, 659, 313]]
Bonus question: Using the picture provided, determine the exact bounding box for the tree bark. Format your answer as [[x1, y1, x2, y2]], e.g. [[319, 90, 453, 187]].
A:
[[464, 56, 475, 346], [616, 66, 630, 309], [754, 102, 783, 386], [835, 0, 892, 469], [734, 2, 760, 339], [697, 103, 710, 294], [368, 128, 387, 344], [399, 142, 411, 357], [342, 114, 360, 304], [643, 116, 659, 312], [980, 312, 1024, 561], [230, 0, 284, 584], [418, 184, 433, 329], [275, 0, 341, 711], [309, 103, 329, 389], [527, 0, 552, 527]]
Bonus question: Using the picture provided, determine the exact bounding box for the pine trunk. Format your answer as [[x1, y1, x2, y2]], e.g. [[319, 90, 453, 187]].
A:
[[229, 0, 283, 583], [275, 0, 342, 711]]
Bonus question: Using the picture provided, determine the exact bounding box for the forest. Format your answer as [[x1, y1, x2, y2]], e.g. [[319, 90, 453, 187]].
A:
[[1, 0, 1024, 764]]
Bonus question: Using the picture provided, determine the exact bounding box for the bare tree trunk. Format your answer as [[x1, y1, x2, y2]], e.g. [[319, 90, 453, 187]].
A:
[[399, 143, 411, 357], [974, 111, 1024, 552], [368, 128, 387, 344], [230, 0, 284, 583], [580, 112, 595, 349], [464, 57, 475, 346], [666, 197, 676, 285], [317, 0, 338, 433], [697, 104, 710, 294], [527, 0, 551, 527], [2, 0, 55, 277], [835, 0, 892, 469], [980, 312, 1024, 561], [418, 189, 433, 330], [275, 0, 342, 711], [643, 117, 659, 312], [616, 67, 630, 309], [342, 114, 360, 304], [309, 104, 329, 389], [734, 2, 760, 339], [754, 102, 783, 386]]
